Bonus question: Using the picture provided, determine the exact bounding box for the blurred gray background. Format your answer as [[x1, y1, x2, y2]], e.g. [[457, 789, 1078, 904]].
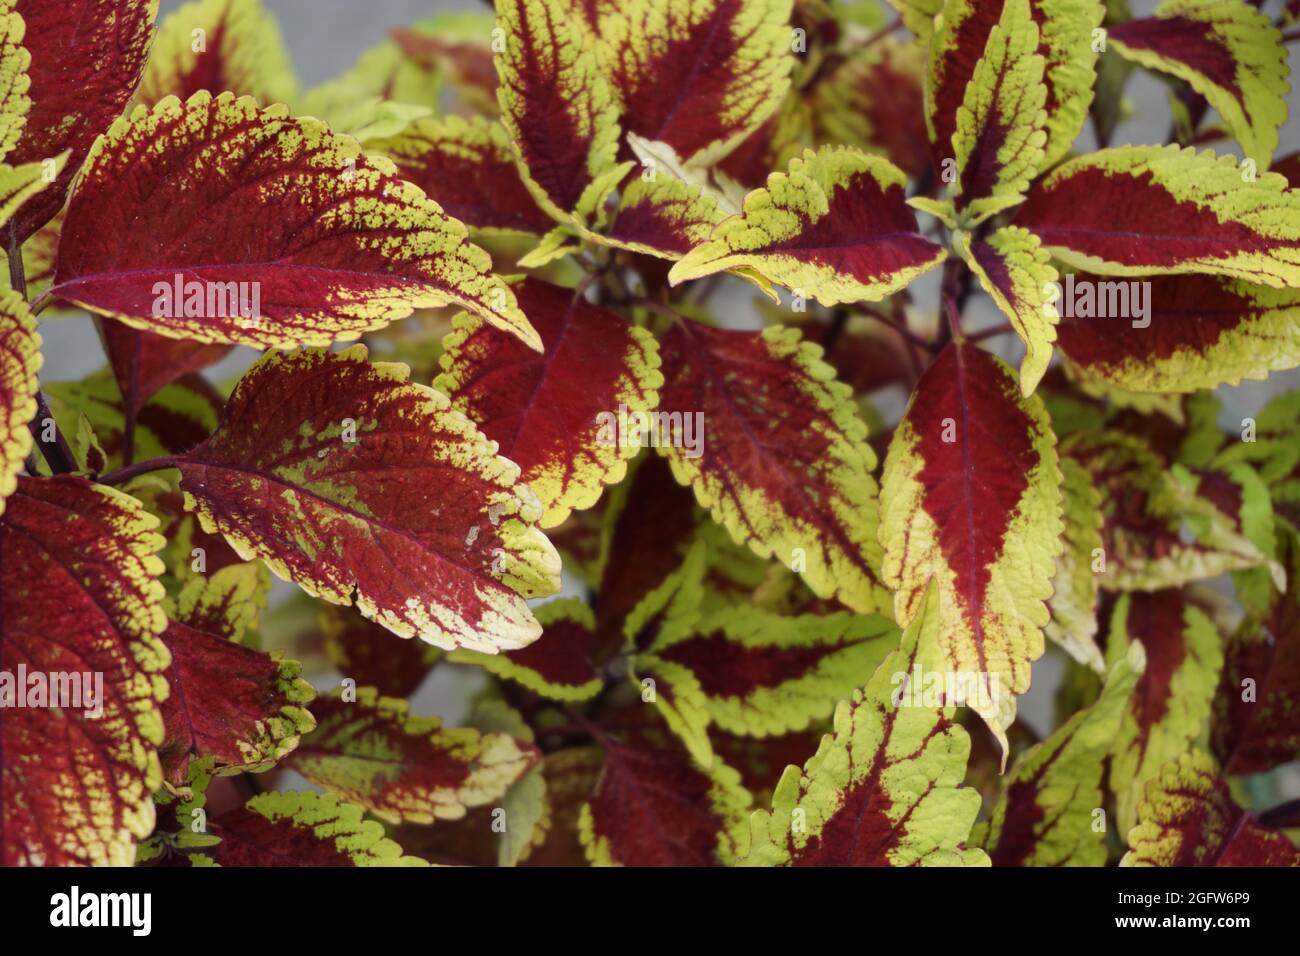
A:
[[29, 3, 1300, 764]]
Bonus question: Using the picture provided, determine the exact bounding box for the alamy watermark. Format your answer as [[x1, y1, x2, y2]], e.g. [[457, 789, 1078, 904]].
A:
[[595, 404, 705, 459], [0, 665, 104, 718], [152, 273, 262, 326], [1045, 274, 1151, 328], [890, 663, 1000, 712]]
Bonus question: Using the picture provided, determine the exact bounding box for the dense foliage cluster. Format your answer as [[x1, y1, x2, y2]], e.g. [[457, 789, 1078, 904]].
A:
[[1, 0, 1299, 867]]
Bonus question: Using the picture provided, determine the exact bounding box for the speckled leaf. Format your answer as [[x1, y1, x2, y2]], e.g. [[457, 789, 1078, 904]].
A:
[[137, 0, 297, 106], [1121, 751, 1300, 866], [1108, 0, 1289, 166], [880, 342, 1063, 757], [977, 642, 1144, 866], [492, 0, 625, 224], [1107, 589, 1224, 833], [742, 584, 989, 866], [287, 688, 539, 825], [173, 346, 561, 653], [597, 172, 729, 260], [655, 320, 890, 615], [0, 288, 37, 515], [1016, 145, 1300, 286], [435, 278, 663, 528], [5, 0, 158, 243], [1, 476, 170, 866], [211, 790, 428, 866], [50, 92, 539, 351], [669, 147, 946, 305]]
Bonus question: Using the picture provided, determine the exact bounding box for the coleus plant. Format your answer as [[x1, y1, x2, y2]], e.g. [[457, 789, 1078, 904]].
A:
[[1, 0, 1299, 870]]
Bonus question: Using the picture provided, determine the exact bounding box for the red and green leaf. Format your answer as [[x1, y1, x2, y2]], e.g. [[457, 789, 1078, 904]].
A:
[[579, 730, 752, 866], [5, 0, 158, 243], [451, 598, 603, 702], [1107, 0, 1289, 165], [492, 0, 626, 224], [596, 0, 796, 168], [136, 0, 297, 107], [1015, 145, 1300, 286], [1, 476, 170, 866], [879, 342, 1063, 755], [173, 346, 561, 653], [211, 790, 427, 866], [50, 92, 540, 351], [1106, 589, 1224, 833], [435, 278, 663, 528], [976, 642, 1144, 866], [927, 0, 1104, 174], [655, 320, 890, 615], [742, 584, 989, 866], [287, 688, 539, 825], [100, 322, 232, 418], [367, 115, 555, 239], [1121, 751, 1300, 867], [319, 604, 442, 699], [1055, 273, 1300, 394], [1044, 457, 1106, 671], [669, 146, 946, 305], [1213, 528, 1300, 775], [0, 288, 38, 515], [597, 172, 730, 260]]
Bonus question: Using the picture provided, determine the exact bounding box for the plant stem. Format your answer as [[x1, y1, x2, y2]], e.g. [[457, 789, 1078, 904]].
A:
[[121, 329, 141, 467], [969, 323, 1014, 342], [97, 455, 180, 486]]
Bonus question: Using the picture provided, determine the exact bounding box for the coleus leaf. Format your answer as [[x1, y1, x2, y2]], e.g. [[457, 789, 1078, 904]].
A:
[[976, 642, 1144, 866], [170, 560, 266, 645], [595, 0, 796, 168], [1015, 145, 1300, 286], [1213, 528, 1300, 775], [367, 115, 555, 239], [0, 288, 37, 516], [157, 566, 313, 786], [172, 346, 561, 652], [927, 0, 1104, 175], [1107, 0, 1289, 166], [634, 604, 899, 743], [742, 583, 989, 866], [596, 172, 729, 260], [492, 0, 626, 225], [211, 790, 428, 866], [46, 369, 221, 468], [0, 0, 29, 160], [1044, 457, 1106, 671], [451, 598, 603, 702], [99, 321, 232, 417], [954, 225, 1059, 395], [521, 746, 603, 867], [879, 341, 1063, 756], [137, 0, 298, 106], [811, 38, 930, 181], [1121, 751, 1300, 867], [0, 153, 63, 228], [1064, 431, 1279, 589], [434, 278, 663, 528], [49, 91, 540, 351], [1, 476, 170, 866], [319, 604, 442, 699], [5, 0, 158, 243], [655, 320, 890, 615], [1106, 589, 1224, 833], [669, 147, 946, 306], [470, 699, 547, 866], [946, 0, 1048, 222], [1055, 273, 1300, 394], [579, 729, 752, 866], [287, 688, 539, 825], [390, 12, 500, 118]]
